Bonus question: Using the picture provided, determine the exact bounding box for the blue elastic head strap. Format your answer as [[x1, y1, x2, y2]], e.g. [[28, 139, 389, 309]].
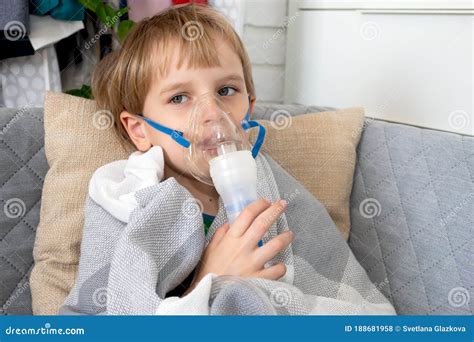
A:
[[136, 96, 266, 158], [240, 97, 266, 158], [138, 115, 191, 148]]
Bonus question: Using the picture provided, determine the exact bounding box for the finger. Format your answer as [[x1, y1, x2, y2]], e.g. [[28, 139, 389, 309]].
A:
[[255, 262, 287, 280], [244, 200, 288, 245], [210, 223, 230, 246], [229, 199, 272, 237], [253, 230, 294, 266]]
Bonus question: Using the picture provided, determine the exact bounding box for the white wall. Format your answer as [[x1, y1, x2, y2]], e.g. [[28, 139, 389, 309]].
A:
[[243, 0, 288, 103], [211, 0, 289, 103]]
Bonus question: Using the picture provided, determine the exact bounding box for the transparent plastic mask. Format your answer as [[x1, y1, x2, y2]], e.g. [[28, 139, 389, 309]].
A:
[[184, 94, 252, 185]]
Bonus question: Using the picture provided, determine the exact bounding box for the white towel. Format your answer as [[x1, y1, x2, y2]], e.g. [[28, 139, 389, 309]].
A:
[[89, 146, 164, 223]]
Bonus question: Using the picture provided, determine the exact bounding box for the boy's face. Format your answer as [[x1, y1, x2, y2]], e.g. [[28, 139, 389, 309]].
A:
[[121, 36, 255, 180]]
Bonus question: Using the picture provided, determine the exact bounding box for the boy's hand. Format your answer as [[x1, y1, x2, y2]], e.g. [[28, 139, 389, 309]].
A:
[[182, 199, 293, 296]]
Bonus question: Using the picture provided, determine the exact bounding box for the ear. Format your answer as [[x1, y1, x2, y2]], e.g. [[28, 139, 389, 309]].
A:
[[249, 96, 256, 118], [120, 111, 152, 152]]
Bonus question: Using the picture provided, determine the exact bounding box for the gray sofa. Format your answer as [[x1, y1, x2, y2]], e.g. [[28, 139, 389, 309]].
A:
[[0, 104, 472, 316]]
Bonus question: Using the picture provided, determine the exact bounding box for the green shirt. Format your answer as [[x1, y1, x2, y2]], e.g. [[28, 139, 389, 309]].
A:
[[202, 213, 215, 236]]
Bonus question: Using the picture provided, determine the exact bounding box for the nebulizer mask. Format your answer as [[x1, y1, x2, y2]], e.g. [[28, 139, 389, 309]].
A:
[[137, 93, 266, 225]]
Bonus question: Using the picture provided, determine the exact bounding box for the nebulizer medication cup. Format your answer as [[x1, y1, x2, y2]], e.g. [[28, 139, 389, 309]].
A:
[[209, 148, 258, 224]]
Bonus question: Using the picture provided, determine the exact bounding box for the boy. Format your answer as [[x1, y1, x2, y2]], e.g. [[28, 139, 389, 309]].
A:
[[60, 4, 395, 315]]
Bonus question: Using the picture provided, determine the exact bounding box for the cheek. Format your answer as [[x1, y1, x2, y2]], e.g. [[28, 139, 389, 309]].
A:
[[143, 126, 182, 164], [228, 112, 244, 130], [142, 118, 191, 174], [144, 125, 167, 147], [159, 136, 189, 174], [233, 113, 248, 138]]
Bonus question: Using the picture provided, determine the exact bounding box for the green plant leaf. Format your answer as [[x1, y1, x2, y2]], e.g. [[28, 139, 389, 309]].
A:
[[78, 0, 101, 12], [116, 7, 129, 18], [65, 85, 93, 99], [117, 20, 135, 41], [103, 4, 117, 26], [95, 3, 108, 24]]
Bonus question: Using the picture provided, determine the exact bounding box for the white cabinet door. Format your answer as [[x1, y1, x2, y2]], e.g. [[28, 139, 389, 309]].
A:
[[284, 7, 473, 135]]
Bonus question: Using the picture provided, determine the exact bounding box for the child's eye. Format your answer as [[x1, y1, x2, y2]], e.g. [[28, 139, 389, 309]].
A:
[[217, 87, 237, 97], [170, 94, 189, 104]]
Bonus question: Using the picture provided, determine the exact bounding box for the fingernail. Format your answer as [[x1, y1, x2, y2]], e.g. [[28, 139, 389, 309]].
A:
[[280, 199, 288, 208]]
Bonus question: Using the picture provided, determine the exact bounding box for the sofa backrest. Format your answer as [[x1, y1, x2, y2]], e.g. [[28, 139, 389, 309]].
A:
[[349, 118, 473, 315], [1, 104, 472, 316], [0, 107, 47, 315]]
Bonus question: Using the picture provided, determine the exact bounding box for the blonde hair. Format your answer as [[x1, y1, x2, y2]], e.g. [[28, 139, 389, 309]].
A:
[[92, 4, 255, 145]]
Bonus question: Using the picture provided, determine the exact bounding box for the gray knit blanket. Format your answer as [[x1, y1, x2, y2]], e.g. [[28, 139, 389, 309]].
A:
[[59, 153, 396, 315]]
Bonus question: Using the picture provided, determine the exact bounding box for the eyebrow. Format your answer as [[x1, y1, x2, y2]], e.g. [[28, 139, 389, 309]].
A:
[[159, 74, 244, 95], [160, 81, 190, 95], [217, 74, 244, 84]]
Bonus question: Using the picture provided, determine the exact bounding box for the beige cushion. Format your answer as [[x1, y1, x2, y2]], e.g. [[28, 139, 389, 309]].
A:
[[30, 92, 364, 314], [250, 108, 365, 241], [30, 92, 135, 315]]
